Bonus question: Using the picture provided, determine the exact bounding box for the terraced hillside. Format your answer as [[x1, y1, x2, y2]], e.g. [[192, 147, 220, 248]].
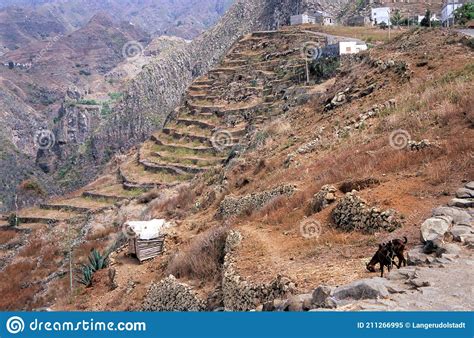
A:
[[118, 28, 328, 192], [1, 27, 329, 228]]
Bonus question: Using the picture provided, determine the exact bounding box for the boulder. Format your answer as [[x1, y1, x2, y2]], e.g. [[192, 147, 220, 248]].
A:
[[420, 216, 452, 242], [311, 285, 336, 309], [279, 294, 313, 312], [333, 278, 389, 301], [456, 188, 474, 199], [407, 247, 432, 266], [432, 207, 471, 226], [465, 181, 474, 190], [449, 225, 474, 243], [441, 243, 461, 256], [448, 198, 474, 209]]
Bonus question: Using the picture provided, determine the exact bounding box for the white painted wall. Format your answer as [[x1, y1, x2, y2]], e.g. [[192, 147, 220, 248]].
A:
[[371, 7, 391, 25], [338, 41, 368, 55], [290, 14, 316, 25]]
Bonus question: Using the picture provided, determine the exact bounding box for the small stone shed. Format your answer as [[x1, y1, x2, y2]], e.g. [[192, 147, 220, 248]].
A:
[[126, 219, 171, 263]]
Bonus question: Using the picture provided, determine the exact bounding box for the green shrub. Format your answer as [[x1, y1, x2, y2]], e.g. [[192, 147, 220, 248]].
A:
[[7, 213, 20, 227], [76, 264, 94, 287], [88, 248, 109, 272], [75, 248, 110, 287]]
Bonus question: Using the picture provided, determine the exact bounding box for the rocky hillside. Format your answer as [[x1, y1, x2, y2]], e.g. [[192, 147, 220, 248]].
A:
[[0, 25, 472, 311], [0, 0, 234, 40], [24, 0, 324, 207]]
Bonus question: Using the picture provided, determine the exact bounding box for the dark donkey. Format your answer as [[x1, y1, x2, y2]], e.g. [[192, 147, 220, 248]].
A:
[[366, 237, 408, 277]]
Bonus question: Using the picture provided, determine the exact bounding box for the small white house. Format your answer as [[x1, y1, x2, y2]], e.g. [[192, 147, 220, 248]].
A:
[[323, 40, 368, 57], [441, 2, 464, 25], [371, 7, 391, 26], [314, 10, 335, 26], [338, 41, 368, 55], [290, 13, 316, 25]]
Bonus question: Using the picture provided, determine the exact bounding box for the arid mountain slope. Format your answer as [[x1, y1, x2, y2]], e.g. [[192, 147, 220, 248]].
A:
[[0, 27, 472, 311], [0, 0, 234, 40]]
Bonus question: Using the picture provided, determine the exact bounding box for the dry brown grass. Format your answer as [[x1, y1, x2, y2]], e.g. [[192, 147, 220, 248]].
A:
[[167, 226, 228, 281], [0, 261, 40, 310], [0, 230, 18, 245], [150, 185, 197, 218]]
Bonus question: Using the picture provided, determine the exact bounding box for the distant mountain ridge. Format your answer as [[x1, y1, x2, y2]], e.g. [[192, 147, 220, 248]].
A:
[[0, 0, 234, 40]]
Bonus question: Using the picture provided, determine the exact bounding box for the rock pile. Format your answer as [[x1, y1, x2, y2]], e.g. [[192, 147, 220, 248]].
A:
[[222, 231, 296, 311], [407, 182, 473, 265], [217, 184, 296, 218], [142, 275, 206, 311], [332, 192, 402, 233], [407, 139, 433, 151], [309, 185, 337, 213]]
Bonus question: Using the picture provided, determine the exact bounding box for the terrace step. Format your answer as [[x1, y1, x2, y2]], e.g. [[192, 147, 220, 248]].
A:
[[119, 161, 189, 191], [40, 197, 114, 214], [82, 184, 143, 202], [162, 127, 211, 144], [17, 208, 83, 225], [140, 159, 209, 175], [150, 134, 217, 155], [176, 118, 217, 130], [152, 151, 225, 167]]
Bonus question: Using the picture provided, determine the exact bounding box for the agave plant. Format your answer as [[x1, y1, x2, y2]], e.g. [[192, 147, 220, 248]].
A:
[[75, 264, 94, 287], [88, 249, 110, 272]]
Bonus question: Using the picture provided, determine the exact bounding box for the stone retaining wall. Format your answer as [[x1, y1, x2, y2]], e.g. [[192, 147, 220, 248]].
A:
[[218, 184, 296, 218], [332, 192, 402, 233], [222, 230, 295, 311]]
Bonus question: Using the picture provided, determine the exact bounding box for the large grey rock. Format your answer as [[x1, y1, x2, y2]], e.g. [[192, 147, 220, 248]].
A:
[[448, 198, 474, 209], [311, 285, 336, 308], [279, 294, 312, 312], [333, 278, 389, 301], [449, 225, 474, 243], [465, 181, 474, 190], [456, 188, 474, 199], [407, 248, 433, 266], [441, 243, 461, 256], [432, 207, 471, 226], [420, 216, 452, 242]]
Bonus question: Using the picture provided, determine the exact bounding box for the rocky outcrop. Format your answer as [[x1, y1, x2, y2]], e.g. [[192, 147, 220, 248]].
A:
[[222, 231, 295, 311], [420, 216, 452, 243], [218, 185, 296, 218], [331, 192, 402, 234], [142, 275, 206, 311]]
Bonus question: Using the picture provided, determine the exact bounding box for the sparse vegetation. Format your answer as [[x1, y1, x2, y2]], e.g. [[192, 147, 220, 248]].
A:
[[75, 249, 110, 287], [167, 226, 228, 281]]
